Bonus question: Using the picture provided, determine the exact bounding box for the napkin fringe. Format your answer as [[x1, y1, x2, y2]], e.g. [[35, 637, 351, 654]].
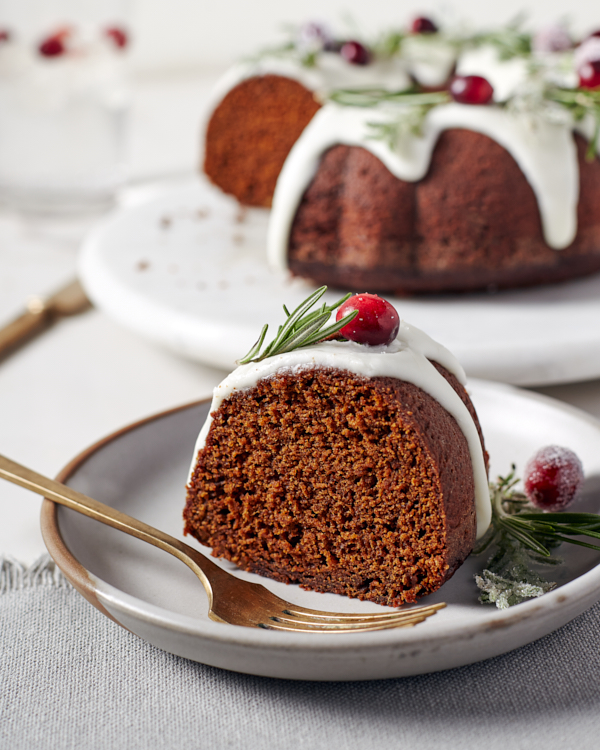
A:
[[0, 554, 66, 593]]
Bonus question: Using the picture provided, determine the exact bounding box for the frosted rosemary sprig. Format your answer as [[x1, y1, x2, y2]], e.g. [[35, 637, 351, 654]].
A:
[[371, 29, 406, 58], [244, 39, 319, 68], [469, 14, 532, 60], [328, 87, 450, 108], [545, 87, 600, 159], [328, 88, 451, 145], [474, 466, 600, 608], [238, 286, 358, 365], [477, 465, 600, 557]]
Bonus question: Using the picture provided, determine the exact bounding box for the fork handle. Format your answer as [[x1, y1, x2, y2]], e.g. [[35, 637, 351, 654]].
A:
[[0, 305, 52, 360], [0, 453, 225, 596]]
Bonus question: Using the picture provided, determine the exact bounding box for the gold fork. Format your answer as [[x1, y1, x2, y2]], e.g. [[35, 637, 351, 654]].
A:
[[0, 453, 445, 633]]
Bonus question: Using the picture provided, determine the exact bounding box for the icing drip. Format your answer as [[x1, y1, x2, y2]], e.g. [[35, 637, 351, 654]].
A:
[[267, 100, 579, 267], [190, 320, 491, 539]]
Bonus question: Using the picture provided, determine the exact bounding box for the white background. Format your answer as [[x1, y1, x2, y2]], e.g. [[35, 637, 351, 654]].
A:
[[2, 0, 599, 72], [129, 0, 599, 72]]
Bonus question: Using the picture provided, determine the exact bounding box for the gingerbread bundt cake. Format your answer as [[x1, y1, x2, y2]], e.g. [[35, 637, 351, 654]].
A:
[[203, 20, 600, 294], [267, 103, 600, 294], [184, 292, 489, 606]]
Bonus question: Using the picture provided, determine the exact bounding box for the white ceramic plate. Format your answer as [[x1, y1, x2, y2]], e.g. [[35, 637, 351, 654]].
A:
[[42, 380, 600, 681], [79, 178, 600, 386]]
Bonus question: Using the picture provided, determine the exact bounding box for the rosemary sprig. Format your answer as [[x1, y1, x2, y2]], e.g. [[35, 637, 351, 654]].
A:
[[328, 88, 451, 146], [474, 466, 600, 608], [238, 286, 358, 365], [329, 86, 450, 108], [244, 39, 319, 68], [371, 29, 406, 58], [481, 465, 600, 557], [469, 14, 532, 60], [546, 87, 600, 160]]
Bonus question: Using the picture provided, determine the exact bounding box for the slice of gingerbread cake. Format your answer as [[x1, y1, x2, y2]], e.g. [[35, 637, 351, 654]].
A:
[[184, 289, 489, 606]]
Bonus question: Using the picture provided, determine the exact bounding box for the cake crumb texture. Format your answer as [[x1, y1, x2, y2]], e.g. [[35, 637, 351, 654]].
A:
[[184, 365, 484, 606], [204, 74, 320, 207]]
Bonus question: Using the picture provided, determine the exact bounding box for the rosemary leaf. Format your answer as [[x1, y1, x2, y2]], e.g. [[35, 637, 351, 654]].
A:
[[276, 312, 333, 354], [551, 535, 600, 552], [301, 312, 358, 347], [240, 324, 268, 365], [237, 286, 359, 365]]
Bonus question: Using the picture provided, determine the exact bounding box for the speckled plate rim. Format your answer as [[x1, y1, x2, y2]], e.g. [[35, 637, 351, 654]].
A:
[[40, 382, 600, 681]]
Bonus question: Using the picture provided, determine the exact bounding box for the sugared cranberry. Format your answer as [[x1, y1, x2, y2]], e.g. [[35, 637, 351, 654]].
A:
[[450, 75, 494, 105], [575, 37, 600, 88], [523, 445, 584, 512], [298, 21, 334, 51], [579, 60, 600, 89], [532, 25, 572, 53], [0, 29, 11, 43], [38, 36, 65, 57], [104, 25, 128, 49], [411, 16, 438, 34], [336, 293, 399, 346], [340, 40, 370, 65]]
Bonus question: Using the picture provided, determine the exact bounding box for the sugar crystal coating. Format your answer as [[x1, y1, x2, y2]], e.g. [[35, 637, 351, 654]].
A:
[[524, 445, 584, 511]]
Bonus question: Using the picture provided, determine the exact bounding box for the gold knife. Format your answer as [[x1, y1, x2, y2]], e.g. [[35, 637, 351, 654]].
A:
[[0, 278, 92, 361]]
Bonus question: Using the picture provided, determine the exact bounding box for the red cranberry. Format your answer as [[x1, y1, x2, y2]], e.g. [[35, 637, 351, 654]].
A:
[[340, 40, 370, 65], [579, 60, 600, 89], [588, 30, 600, 38], [523, 445, 584, 512], [38, 36, 65, 57], [336, 293, 399, 346], [450, 75, 494, 105], [105, 25, 128, 49], [0, 29, 11, 43], [411, 16, 438, 34]]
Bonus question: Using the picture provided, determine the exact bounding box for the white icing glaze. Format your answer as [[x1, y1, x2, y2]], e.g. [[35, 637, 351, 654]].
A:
[[400, 35, 457, 87], [455, 46, 530, 102], [205, 52, 411, 116], [267, 100, 579, 267], [190, 320, 491, 539]]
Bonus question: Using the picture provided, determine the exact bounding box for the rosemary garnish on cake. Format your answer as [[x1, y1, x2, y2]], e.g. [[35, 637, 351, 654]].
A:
[[239, 288, 402, 363], [546, 88, 600, 159], [328, 81, 600, 156], [238, 286, 358, 364], [329, 87, 451, 143], [469, 18, 533, 60]]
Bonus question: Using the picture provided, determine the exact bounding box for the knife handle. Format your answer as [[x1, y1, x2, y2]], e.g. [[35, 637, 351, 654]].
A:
[[0, 299, 53, 360]]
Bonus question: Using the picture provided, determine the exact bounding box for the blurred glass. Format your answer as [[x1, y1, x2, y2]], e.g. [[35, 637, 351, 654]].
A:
[[0, 0, 131, 215]]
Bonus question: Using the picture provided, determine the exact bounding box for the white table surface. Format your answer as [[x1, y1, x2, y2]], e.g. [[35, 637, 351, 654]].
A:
[[2, 67, 600, 566], [0, 68, 231, 565]]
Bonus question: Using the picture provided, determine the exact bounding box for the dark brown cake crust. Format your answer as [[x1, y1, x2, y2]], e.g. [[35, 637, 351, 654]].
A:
[[203, 75, 320, 208], [184, 364, 486, 606], [288, 131, 600, 294]]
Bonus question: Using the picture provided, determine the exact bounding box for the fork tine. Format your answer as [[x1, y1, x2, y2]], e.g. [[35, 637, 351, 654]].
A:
[[258, 603, 445, 632], [279, 602, 445, 623]]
